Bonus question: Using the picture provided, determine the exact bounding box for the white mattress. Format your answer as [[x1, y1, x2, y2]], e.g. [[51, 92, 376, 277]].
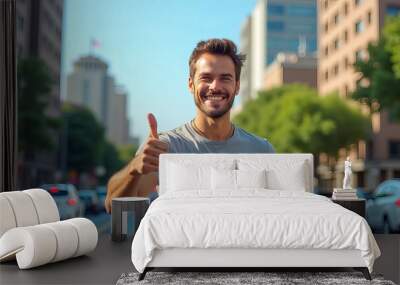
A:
[[131, 190, 380, 273]]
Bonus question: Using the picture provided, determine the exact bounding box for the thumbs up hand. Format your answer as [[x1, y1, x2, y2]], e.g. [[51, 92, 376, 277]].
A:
[[128, 113, 169, 175], [147, 113, 159, 139]]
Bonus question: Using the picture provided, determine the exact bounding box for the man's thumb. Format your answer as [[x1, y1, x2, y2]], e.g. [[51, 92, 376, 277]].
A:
[[147, 113, 159, 139]]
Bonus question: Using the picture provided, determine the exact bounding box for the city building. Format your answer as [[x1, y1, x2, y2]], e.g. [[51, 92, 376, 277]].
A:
[[240, 0, 317, 104], [318, 0, 400, 189], [66, 55, 132, 146], [16, 0, 64, 188], [263, 53, 317, 90], [109, 87, 132, 146]]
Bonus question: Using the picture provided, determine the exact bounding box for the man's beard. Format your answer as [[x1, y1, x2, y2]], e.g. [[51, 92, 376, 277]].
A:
[[194, 89, 235, 119]]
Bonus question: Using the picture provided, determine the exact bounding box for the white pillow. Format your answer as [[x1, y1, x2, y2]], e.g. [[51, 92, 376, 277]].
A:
[[167, 163, 210, 191], [167, 160, 236, 192], [237, 159, 308, 191], [236, 169, 267, 189], [266, 163, 307, 191], [211, 168, 236, 190]]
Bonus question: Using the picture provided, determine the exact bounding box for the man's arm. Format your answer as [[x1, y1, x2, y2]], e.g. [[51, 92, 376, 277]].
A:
[[105, 113, 168, 213], [105, 165, 158, 213]]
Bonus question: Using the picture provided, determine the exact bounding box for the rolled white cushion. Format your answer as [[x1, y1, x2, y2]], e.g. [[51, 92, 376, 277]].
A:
[[0, 218, 98, 269], [42, 221, 79, 262], [0, 196, 17, 237], [23, 189, 60, 223], [0, 226, 57, 269], [0, 191, 39, 227], [64, 218, 98, 257]]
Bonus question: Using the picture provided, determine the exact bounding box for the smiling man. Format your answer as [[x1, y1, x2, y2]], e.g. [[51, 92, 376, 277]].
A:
[[105, 38, 275, 212]]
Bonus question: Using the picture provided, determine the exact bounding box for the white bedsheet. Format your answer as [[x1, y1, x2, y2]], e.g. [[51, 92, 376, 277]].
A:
[[131, 190, 380, 273]]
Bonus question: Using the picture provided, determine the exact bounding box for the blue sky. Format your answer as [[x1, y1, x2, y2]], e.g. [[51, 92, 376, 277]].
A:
[[62, 0, 257, 143]]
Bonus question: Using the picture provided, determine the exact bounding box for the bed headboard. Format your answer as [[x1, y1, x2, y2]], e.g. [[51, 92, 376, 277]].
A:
[[159, 154, 314, 195]]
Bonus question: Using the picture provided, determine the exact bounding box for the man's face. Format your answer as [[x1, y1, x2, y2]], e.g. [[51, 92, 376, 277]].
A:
[[189, 53, 240, 119]]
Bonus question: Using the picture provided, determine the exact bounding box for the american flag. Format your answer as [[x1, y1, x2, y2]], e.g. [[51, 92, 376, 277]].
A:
[[90, 38, 101, 49]]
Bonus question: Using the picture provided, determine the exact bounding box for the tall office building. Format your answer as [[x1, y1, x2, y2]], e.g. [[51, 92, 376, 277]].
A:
[[240, 0, 317, 103], [318, 0, 400, 188], [16, 0, 64, 116], [67, 55, 132, 146], [16, 0, 64, 187], [109, 87, 132, 146]]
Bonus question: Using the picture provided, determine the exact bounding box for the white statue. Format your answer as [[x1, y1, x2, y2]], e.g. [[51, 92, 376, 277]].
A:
[[343, 157, 352, 190]]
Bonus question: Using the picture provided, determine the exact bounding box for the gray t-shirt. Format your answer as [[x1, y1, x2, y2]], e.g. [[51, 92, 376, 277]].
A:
[[137, 122, 275, 154]]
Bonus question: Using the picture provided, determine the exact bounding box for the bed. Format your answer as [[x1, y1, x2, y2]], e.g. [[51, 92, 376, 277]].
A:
[[131, 154, 381, 281]]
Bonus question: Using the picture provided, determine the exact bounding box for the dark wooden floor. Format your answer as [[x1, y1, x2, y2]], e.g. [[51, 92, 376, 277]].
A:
[[0, 234, 398, 284]]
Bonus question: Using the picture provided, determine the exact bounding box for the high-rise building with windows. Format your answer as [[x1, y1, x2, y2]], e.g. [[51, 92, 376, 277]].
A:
[[240, 0, 317, 103], [67, 55, 132, 146], [16, 0, 64, 188], [318, 0, 400, 189]]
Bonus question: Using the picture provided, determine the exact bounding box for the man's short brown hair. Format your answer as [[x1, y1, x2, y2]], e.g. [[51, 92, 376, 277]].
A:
[[189, 38, 246, 81]]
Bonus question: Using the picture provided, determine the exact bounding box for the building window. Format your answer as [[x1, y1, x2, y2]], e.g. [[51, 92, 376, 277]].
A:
[[386, 6, 400, 16], [344, 57, 349, 69], [334, 12, 339, 25], [355, 20, 364, 34], [268, 4, 285, 16], [343, 2, 348, 16], [324, 22, 329, 33], [324, 70, 329, 81], [367, 11, 372, 25], [354, 0, 363, 6], [334, 64, 339, 76], [287, 4, 316, 17], [324, 46, 329, 56], [324, 0, 329, 10], [17, 45, 23, 58], [82, 80, 90, 106], [333, 38, 340, 50], [344, 84, 349, 96], [343, 30, 348, 43], [267, 21, 285, 32], [17, 15, 24, 32], [389, 141, 400, 158]]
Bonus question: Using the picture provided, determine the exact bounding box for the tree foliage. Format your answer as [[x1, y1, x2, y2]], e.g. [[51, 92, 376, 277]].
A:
[[352, 16, 400, 121], [62, 103, 105, 173], [17, 58, 60, 155], [62, 103, 128, 181], [234, 85, 370, 157]]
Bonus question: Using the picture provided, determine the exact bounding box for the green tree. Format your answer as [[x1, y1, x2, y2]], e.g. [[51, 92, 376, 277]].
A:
[[118, 144, 139, 165], [352, 16, 400, 121], [62, 103, 105, 173], [62, 103, 126, 182], [234, 85, 370, 157], [384, 16, 400, 79], [99, 141, 124, 183], [17, 58, 60, 156]]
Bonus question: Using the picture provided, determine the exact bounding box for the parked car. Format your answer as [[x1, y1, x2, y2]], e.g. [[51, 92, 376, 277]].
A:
[[78, 189, 101, 215], [96, 186, 107, 212], [365, 179, 400, 233], [41, 184, 85, 220]]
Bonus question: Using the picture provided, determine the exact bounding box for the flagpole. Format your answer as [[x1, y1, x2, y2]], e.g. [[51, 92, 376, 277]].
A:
[[90, 39, 93, 55]]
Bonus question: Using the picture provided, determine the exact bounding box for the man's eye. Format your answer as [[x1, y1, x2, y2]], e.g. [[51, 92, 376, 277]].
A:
[[222, 77, 232, 82]]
